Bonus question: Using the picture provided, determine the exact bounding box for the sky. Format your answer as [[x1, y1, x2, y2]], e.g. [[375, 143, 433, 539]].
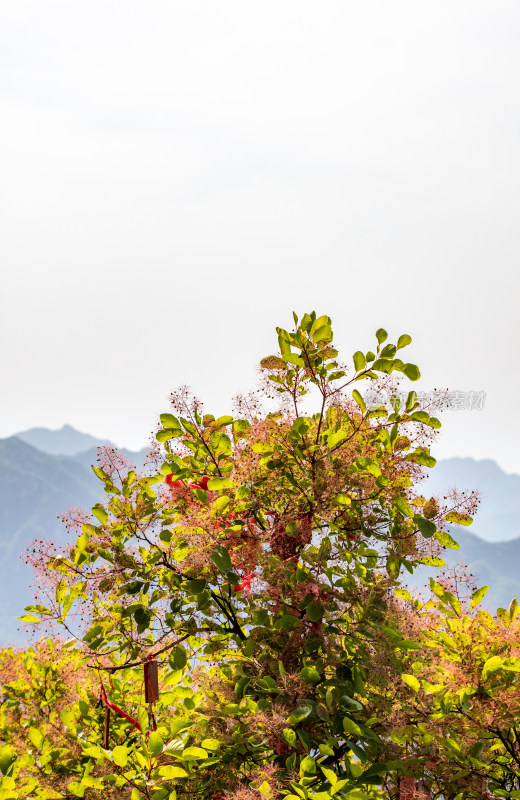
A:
[[1, 1, 519, 471]]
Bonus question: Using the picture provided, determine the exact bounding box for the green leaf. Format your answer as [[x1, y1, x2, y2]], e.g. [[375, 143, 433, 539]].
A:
[[409, 410, 430, 424], [182, 746, 208, 760], [80, 523, 100, 538], [353, 351, 366, 372], [17, 614, 40, 623], [170, 645, 188, 671], [405, 390, 417, 411], [290, 702, 313, 722], [328, 431, 347, 448], [380, 343, 396, 359], [300, 755, 317, 775], [211, 495, 231, 516], [434, 530, 459, 550], [313, 324, 333, 343], [201, 738, 220, 751], [375, 328, 388, 344], [402, 674, 420, 692], [341, 695, 363, 712], [372, 358, 394, 374], [415, 517, 437, 538], [482, 656, 505, 681], [409, 411, 441, 430], [402, 363, 421, 381], [67, 783, 86, 798], [160, 413, 181, 428], [233, 419, 251, 438], [55, 579, 68, 606], [352, 389, 366, 414], [211, 545, 232, 574], [156, 428, 181, 443], [355, 457, 381, 477], [320, 765, 337, 786], [343, 716, 362, 736], [429, 579, 461, 615], [366, 406, 387, 419], [386, 551, 401, 580], [393, 496, 413, 517], [429, 578, 446, 601], [137, 707, 149, 734], [28, 727, 43, 749], [283, 353, 305, 368], [443, 511, 472, 527], [134, 607, 151, 627], [301, 665, 321, 683], [397, 334, 412, 349], [417, 556, 446, 567], [283, 728, 297, 747], [207, 477, 234, 491], [148, 731, 164, 758], [92, 504, 108, 525], [258, 781, 273, 798], [306, 601, 324, 622], [112, 745, 128, 767], [158, 765, 188, 779], [277, 329, 291, 355], [407, 450, 437, 468], [470, 586, 489, 611], [92, 465, 110, 482], [187, 579, 206, 594], [0, 747, 15, 776], [276, 614, 300, 632], [215, 415, 234, 426]]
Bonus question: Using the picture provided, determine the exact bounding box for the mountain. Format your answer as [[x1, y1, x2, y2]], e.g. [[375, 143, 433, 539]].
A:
[[14, 424, 113, 456], [0, 438, 100, 643], [1, 425, 520, 643], [0, 431, 147, 644], [441, 530, 520, 611], [423, 457, 520, 543]]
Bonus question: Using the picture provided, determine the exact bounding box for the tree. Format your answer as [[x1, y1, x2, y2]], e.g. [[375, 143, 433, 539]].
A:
[[383, 580, 520, 800], [1, 311, 476, 800]]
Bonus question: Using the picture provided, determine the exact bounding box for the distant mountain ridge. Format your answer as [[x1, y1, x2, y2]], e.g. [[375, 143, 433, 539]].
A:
[[0, 428, 148, 643], [441, 530, 520, 612], [1, 425, 520, 644], [424, 457, 520, 543], [14, 424, 115, 456]]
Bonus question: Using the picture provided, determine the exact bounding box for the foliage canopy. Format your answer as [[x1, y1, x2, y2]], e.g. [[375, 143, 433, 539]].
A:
[[2, 311, 515, 800]]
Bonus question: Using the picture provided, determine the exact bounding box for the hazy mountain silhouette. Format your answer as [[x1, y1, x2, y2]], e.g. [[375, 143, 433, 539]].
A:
[[441, 530, 520, 612], [424, 457, 520, 543], [1, 426, 520, 643], [14, 424, 113, 456], [0, 429, 147, 644]]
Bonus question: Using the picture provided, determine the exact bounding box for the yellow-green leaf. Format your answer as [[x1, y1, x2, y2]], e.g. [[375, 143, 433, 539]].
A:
[[342, 716, 362, 736], [112, 745, 128, 767], [158, 765, 188, 779], [470, 586, 489, 611], [402, 674, 420, 692], [182, 746, 208, 760]]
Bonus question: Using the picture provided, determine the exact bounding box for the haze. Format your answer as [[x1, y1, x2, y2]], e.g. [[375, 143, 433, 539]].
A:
[[1, 1, 519, 471]]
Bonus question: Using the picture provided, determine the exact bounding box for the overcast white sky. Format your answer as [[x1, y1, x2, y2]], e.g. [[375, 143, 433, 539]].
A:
[[1, 1, 519, 471]]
